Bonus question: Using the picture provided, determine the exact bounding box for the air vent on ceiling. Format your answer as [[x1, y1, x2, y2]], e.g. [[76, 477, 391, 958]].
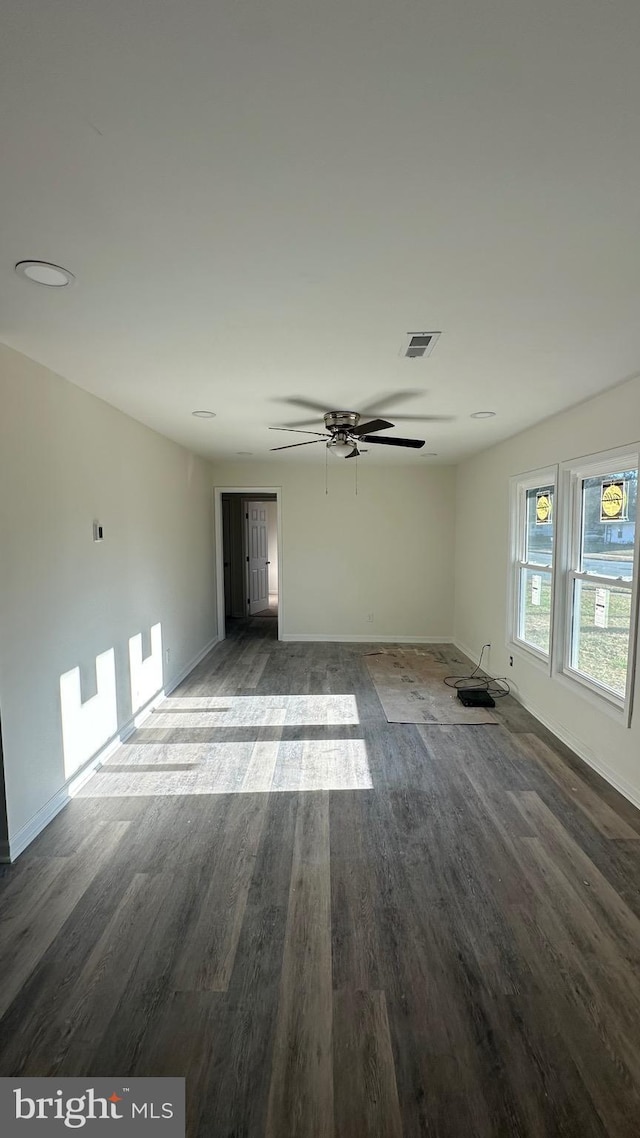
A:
[[401, 331, 441, 359]]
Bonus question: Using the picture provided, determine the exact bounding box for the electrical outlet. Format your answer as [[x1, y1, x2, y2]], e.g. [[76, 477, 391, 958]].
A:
[[366, 612, 374, 623]]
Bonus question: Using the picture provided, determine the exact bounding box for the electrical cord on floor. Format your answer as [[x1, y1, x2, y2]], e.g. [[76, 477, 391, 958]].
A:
[[443, 643, 511, 698]]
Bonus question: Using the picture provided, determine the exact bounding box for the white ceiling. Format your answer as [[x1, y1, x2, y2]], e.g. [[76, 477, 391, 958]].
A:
[[2, 0, 640, 464]]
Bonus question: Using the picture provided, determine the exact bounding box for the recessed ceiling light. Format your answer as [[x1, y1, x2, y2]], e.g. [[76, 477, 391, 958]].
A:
[[15, 260, 75, 287], [191, 410, 217, 418], [470, 411, 496, 419]]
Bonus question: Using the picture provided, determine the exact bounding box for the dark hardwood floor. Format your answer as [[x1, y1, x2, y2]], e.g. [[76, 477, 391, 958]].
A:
[[2, 618, 640, 1136]]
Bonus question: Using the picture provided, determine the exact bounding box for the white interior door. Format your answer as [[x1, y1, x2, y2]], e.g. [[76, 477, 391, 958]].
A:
[[245, 501, 270, 614]]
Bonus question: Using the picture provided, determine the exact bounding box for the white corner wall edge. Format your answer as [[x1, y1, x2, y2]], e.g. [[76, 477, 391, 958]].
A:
[[281, 633, 454, 643], [454, 639, 640, 814], [2, 634, 219, 863]]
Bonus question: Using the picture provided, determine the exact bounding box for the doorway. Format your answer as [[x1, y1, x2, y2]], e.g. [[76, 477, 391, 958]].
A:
[[215, 487, 281, 641]]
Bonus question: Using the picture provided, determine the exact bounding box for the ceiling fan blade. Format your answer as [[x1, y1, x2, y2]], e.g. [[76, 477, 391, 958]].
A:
[[358, 390, 422, 416], [270, 439, 324, 451], [351, 418, 394, 436], [359, 435, 425, 449], [269, 427, 328, 436], [385, 413, 454, 422], [273, 396, 331, 414], [280, 417, 324, 428]]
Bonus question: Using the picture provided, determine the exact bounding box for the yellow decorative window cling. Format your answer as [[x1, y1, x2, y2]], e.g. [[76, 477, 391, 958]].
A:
[[535, 489, 553, 525], [600, 479, 627, 522]]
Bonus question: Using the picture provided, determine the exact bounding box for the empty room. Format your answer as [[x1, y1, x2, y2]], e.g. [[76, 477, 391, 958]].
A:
[[1, 2, 640, 1135]]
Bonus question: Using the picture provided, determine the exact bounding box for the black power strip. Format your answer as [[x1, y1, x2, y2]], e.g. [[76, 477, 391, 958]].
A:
[[456, 687, 496, 708]]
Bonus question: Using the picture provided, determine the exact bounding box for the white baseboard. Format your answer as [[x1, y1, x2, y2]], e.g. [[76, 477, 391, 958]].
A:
[[514, 692, 640, 813], [6, 716, 143, 863], [281, 633, 454, 644], [3, 634, 220, 863], [453, 640, 640, 813], [451, 639, 486, 667], [164, 635, 219, 694]]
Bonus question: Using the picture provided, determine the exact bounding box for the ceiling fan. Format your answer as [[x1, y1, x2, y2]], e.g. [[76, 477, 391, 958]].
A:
[[269, 391, 452, 458], [270, 411, 426, 457]]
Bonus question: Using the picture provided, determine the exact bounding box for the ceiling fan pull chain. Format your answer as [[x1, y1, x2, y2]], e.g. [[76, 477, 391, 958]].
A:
[[355, 452, 358, 496], [325, 441, 328, 495]]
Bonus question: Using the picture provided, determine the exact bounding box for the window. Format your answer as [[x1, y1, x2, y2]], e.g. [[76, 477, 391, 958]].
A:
[[562, 451, 639, 709], [510, 468, 556, 662], [509, 448, 640, 722]]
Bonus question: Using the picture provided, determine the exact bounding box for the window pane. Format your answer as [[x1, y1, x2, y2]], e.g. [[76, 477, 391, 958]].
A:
[[524, 486, 554, 565], [580, 469, 637, 579], [518, 568, 552, 654], [570, 580, 632, 698]]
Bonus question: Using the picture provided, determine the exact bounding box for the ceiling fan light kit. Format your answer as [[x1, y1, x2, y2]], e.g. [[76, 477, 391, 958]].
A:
[[329, 433, 358, 458]]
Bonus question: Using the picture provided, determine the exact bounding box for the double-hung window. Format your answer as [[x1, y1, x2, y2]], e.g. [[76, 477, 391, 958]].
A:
[[511, 468, 556, 662], [561, 450, 639, 712]]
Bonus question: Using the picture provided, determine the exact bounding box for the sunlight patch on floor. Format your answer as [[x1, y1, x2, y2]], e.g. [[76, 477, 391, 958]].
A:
[[148, 693, 360, 728], [77, 738, 372, 796]]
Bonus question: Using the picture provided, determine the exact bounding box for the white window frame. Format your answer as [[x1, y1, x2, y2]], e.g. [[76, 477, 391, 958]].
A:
[[508, 466, 557, 670], [554, 444, 640, 725]]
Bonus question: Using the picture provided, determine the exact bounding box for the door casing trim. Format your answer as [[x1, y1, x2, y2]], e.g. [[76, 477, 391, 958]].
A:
[[214, 486, 282, 641]]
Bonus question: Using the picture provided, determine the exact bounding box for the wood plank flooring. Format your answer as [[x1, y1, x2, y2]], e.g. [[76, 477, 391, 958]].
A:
[[2, 618, 640, 1136]]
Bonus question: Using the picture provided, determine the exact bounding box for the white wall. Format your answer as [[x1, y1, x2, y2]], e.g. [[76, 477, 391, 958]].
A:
[[211, 460, 455, 641], [454, 372, 640, 808], [0, 344, 217, 855]]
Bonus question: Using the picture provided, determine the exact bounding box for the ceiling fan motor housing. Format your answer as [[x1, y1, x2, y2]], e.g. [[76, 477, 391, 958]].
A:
[[324, 411, 360, 432]]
